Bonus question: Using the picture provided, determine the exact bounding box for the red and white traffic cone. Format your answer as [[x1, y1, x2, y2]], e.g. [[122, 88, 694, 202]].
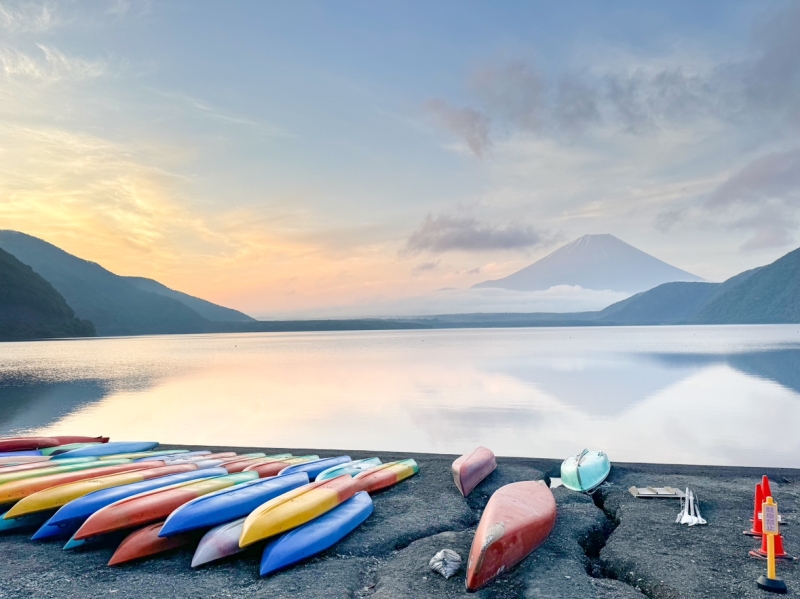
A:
[[750, 529, 796, 561], [744, 482, 764, 536]]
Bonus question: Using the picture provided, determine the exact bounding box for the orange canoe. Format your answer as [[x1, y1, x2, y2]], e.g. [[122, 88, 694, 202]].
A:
[[108, 521, 193, 566], [466, 480, 556, 591], [452, 446, 496, 497], [354, 460, 418, 494]]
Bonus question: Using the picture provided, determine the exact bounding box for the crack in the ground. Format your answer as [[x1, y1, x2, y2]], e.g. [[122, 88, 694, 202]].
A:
[[580, 486, 653, 598]]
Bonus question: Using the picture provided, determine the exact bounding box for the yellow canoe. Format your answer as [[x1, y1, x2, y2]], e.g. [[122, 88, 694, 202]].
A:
[[4, 463, 199, 518], [239, 475, 356, 548]]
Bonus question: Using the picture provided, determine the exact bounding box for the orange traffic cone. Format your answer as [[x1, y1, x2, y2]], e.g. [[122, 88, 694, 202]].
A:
[[750, 529, 796, 561], [762, 476, 773, 503], [745, 482, 764, 536]]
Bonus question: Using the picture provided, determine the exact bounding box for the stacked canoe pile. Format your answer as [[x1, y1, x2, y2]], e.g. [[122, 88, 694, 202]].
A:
[[0, 435, 418, 575]]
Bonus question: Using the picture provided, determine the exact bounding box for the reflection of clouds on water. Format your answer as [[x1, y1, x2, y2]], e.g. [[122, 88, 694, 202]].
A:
[[2, 327, 800, 466]]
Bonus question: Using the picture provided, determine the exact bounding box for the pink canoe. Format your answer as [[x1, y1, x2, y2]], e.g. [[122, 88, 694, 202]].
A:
[[466, 480, 556, 591], [452, 446, 496, 497]]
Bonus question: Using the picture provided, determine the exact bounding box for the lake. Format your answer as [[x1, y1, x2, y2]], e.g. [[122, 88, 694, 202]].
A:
[[2, 325, 800, 467]]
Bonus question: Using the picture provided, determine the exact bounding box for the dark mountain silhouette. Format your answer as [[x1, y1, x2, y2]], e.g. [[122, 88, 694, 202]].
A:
[[596, 248, 799, 325], [0, 247, 95, 341], [474, 234, 703, 293], [0, 231, 247, 337], [124, 277, 253, 322]]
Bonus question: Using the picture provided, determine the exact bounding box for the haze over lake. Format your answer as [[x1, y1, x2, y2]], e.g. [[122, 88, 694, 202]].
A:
[[2, 326, 800, 467]]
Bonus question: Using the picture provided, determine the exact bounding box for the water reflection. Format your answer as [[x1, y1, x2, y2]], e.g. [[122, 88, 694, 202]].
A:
[[1, 327, 799, 467]]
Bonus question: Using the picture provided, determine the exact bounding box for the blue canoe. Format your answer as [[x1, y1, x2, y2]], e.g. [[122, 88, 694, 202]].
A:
[[316, 458, 382, 481], [134, 450, 211, 463], [560, 449, 611, 493], [0, 450, 43, 458], [51, 442, 159, 460], [32, 467, 228, 541], [159, 472, 309, 537], [260, 491, 373, 576], [278, 456, 352, 481]]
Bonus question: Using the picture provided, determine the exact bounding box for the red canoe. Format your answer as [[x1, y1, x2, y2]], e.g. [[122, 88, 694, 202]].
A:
[[73, 472, 256, 539], [243, 460, 293, 477], [108, 521, 193, 566], [0, 461, 167, 504], [52, 436, 109, 445], [466, 481, 556, 591], [452, 446, 496, 497], [0, 437, 60, 452]]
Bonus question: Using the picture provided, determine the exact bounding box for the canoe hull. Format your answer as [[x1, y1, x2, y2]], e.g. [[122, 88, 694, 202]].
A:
[[73, 472, 257, 539], [277, 456, 352, 481], [192, 518, 246, 567], [243, 456, 318, 478], [240, 475, 357, 547], [354, 459, 418, 494], [260, 491, 373, 576], [108, 521, 193, 565], [560, 450, 610, 493], [5, 463, 199, 518], [160, 472, 309, 537], [452, 447, 496, 497], [36, 468, 228, 540], [0, 438, 59, 452], [52, 442, 159, 460], [466, 480, 556, 591], [316, 458, 382, 482]]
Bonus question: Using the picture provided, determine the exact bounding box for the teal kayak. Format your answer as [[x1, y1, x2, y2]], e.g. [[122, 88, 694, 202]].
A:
[[560, 449, 610, 492]]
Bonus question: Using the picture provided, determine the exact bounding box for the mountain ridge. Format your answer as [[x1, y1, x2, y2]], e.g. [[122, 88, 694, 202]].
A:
[[474, 233, 704, 293]]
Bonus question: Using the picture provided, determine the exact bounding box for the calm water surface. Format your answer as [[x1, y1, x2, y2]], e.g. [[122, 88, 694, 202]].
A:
[[2, 326, 800, 467]]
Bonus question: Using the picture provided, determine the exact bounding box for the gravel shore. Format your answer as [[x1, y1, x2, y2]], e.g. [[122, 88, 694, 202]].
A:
[[1, 445, 799, 598]]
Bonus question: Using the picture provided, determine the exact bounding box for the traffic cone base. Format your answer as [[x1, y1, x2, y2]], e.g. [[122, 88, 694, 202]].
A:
[[745, 482, 764, 536], [750, 533, 796, 561]]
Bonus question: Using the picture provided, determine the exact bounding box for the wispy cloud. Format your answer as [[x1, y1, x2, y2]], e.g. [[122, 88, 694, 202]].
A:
[[403, 213, 553, 255], [0, 2, 57, 32], [0, 44, 107, 82], [423, 99, 491, 158]]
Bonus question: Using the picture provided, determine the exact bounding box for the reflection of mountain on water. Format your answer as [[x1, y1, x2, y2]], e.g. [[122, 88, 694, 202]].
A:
[[0, 380, 108, 435], [487, 349, 800, 418]]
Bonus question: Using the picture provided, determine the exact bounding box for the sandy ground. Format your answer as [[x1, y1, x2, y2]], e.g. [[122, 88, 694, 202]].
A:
[[1, 445, 799, 598]]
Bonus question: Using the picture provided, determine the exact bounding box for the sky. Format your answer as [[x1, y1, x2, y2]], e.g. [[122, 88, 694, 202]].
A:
[[1, 0, 799, 318]]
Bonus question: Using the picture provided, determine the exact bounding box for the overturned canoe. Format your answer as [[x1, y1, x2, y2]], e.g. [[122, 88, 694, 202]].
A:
[[260, 490, 373, 576], [160, 472, 309, 537], [354, 459, 418, 494], [40, 443, 101, 456], [35, 468, 228, 541], [560, 449, 610, 493], [72, 471, 257, 540], [452, 447, 496, 497], [98, 450, 190, 461], [0, 458, 133, 488], [5, 463, 199, 519], [316, 458, 381, 482], [51, 436, 109, 445], [466, 480, 556, 591], [240, 475, 356, 547], [278, 456, 352, 481], [0, 457, 95, 475], [243, 456, 319, 478], [0, 456, 50, 465], [192, 517, 247, 567], [135, 451, 219, 463], [108, 521, 193, 566], [52, 442, 159, 460], [0, 460, 157, 506], [0, 437, 59, 452]]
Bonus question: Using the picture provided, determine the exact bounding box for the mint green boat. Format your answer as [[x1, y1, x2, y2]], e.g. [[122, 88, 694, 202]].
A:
[[560, 449, 610, 492]]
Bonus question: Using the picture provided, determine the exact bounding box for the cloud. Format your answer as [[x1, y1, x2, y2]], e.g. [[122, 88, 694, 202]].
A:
[[0, 2, 57, 32], [423, 99, 490, 157], [469, 60, 544, 131], [403, 214, 551, 255], [0, 44, 107, 82], [412, 260, 440, 275]]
